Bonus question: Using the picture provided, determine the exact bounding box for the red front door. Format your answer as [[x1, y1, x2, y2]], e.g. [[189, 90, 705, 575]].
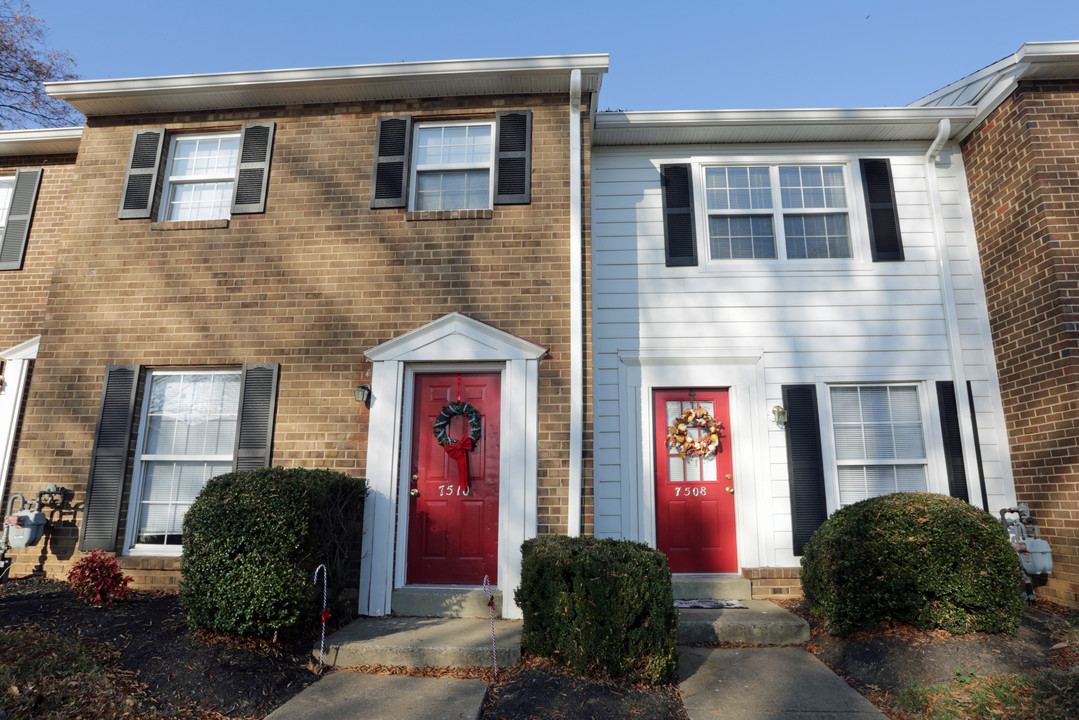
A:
[[407, 373, 500, 585], [654, 389, 737, 573]]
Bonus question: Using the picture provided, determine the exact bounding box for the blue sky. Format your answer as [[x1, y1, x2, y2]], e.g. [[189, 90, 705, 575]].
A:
[[39, 0, 1079, 111]]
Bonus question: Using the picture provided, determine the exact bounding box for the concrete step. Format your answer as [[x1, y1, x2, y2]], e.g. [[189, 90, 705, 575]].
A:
[[677, 599, 810, 645], [672, 574, 752, 600], [321, 616, 521, 669], [392, 587, 503, 618]]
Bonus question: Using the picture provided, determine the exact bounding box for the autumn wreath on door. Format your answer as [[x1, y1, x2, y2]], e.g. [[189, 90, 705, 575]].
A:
[[433, 401, 483, 490], [666, 405, 723, 458]]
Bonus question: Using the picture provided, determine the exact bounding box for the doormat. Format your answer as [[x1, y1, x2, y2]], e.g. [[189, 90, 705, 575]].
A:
[[674, 598, 747, 609]]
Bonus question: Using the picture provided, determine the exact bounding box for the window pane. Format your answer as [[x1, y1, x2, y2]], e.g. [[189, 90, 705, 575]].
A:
[[784, 214, 850, 259], [705, 167, 771, 210], [709, 215, 776, 259], [166, 181, 235, 221], [415, 125, 491, 165], [0, 178, 14, 232], [171, 136, 238, 178], [780, 166, 846, 209], [137, 460, 232, 545], [415, 170, 489, 211]]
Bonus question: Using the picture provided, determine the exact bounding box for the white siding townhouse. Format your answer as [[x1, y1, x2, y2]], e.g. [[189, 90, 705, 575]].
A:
[[589, 108, 1016, 593]]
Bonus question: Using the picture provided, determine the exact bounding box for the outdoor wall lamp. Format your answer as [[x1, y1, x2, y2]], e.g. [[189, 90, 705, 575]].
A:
[[354, 384, 372, 405], [772, 405, 788, 427]]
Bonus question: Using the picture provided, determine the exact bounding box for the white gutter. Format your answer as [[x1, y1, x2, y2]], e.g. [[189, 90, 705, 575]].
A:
[[568, 68, 584, 537], [924, 119, 985, 508]]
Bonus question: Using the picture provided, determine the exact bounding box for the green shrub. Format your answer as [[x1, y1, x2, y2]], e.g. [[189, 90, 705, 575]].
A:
[[515, 535, 677, 684], [181, 467, 365, 642], [67, 550, 133, 604], [801, 493, 1025, 636]]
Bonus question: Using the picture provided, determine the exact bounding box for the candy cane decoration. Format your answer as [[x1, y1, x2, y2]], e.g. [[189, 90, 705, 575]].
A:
[[483, 574, 497, 677], [313, 564, 330, 668]]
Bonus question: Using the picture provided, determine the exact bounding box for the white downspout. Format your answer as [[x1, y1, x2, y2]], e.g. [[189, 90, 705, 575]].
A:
[[925, 118, 985, 508], [568, 68, 583, 536]]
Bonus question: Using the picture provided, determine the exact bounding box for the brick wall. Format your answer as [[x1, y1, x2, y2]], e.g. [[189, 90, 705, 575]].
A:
[[961, 79, 1079, 608], [743, 567, 803, 599], [6, 92, 592, 585]]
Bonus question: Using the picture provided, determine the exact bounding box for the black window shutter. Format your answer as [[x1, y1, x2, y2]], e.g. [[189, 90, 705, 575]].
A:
[[370, 115, 412, 209], [232, 363, 279, 471], [660, 164, 697, 267], [782, 384, 828, 555], [494, 109, 532, 204], [231, 122, 275, 214], [860, 158, 904, 262], [80, 365, 141, 552], [118, 128, 165, 219], [936, 381, 988, 507], [0, 168, 43, 271]]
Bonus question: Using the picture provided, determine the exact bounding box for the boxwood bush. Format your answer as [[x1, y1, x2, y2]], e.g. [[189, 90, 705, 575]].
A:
[[181, 467, 366, 642], [801, 493, 1024, 636], [515, 535, 677, 684]]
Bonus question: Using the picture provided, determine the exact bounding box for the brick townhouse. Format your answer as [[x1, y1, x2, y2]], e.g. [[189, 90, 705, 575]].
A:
[[2, 56, 608, 619], [915, 42, 1079, 607]]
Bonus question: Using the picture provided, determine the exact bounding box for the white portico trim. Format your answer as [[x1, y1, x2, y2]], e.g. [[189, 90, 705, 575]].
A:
[[0, 336, 39, 507], [358, 313, 546, 619]]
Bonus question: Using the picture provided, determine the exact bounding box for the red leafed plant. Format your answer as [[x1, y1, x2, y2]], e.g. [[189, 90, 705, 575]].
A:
[[67, 550, 133, 604]]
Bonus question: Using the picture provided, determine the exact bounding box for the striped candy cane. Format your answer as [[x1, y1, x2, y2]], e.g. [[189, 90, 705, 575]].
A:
[[483, 574, 497, 677], [313, 564, 329, 668]]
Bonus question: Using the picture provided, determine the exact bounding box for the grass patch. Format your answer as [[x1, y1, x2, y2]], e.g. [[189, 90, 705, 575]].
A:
[[895, 668, 1079, 719], [0, 629, 170, 719]]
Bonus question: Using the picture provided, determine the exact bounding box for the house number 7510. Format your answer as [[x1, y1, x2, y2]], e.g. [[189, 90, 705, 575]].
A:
[[438, 485, 471, 497]]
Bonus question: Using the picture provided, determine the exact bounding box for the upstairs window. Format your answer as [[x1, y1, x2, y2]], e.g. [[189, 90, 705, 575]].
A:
[[0, 177, 15, 232], [160, 133, 240, 221], [411, 122, 494, 211], [704, 164, 851, 261]]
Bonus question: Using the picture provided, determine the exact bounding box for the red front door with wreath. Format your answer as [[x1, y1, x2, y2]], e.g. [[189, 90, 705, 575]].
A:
[[407, 373, 500, 585], [654, 389, 737, 573]]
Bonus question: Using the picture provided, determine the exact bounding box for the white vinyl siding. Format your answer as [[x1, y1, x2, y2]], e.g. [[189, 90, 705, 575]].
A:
[[590, 144, 1014, 567], [128, 370, 240, 552]]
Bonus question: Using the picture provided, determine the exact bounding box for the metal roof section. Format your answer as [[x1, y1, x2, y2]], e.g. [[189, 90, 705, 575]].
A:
[[0, 127, 82, 156], [593, 107, 978, 146], [44, 55, 610, 117], [910, 41, 1079, 139]]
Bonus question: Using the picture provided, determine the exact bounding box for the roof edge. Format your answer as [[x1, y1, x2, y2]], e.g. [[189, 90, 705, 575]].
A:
[[0, 127, 82, 156]]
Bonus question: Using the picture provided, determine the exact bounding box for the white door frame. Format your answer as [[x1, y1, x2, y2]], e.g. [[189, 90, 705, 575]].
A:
[[0, 336, 39, 508], [359, 314, 545, 619], [617, 346, 769, 572]]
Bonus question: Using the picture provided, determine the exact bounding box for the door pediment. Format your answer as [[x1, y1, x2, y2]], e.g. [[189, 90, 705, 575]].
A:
[[366, 312, 547, 363]]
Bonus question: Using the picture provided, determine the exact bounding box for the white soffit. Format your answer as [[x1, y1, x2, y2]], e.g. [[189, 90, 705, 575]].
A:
[[0, 127, 82, 156], [593, 107, 977, 146], [45, 55, 609, 117], [911, 41, 1079, 137]]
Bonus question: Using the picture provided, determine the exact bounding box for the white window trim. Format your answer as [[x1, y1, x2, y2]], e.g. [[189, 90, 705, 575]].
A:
[[408, 119, 496, 212], [687, 154, 874, 274], [816, 379, 948, 513], [158, 132, 241, 222], [0, 175, 15, 234], [124, 368, 241, 556]]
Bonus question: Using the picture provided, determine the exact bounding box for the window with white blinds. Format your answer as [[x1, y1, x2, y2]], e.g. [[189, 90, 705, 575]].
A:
[[830, 384, 927, 506]]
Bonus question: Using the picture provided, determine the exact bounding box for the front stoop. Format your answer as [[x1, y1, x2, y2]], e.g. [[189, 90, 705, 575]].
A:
[[672, 574, 752, 600], [320, 617, 521, 669], [677, 599, 810, 645], [392, 587, 502, 618]]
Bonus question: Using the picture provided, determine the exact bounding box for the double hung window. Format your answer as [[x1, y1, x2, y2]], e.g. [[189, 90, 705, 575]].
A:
[[411, 122, 494, 211], [829, 384, 928, 506], [160, 133, 240, 221], [129, 369, 241, 550], [0, 177, 15, 233], [703, 164, 851, 261]]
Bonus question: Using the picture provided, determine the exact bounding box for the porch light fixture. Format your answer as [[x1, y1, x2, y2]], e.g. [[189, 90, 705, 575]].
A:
[[772, 405, 788, 427], [354, 384, 372, 405]]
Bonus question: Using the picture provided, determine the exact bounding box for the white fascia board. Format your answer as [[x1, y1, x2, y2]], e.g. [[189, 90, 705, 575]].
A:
[[0, 127, 82, 156], [45, 55, 609, 117], [593, 107, 978, 145]]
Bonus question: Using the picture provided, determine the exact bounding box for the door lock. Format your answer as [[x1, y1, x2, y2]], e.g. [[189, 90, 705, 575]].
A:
[[410, 488, 419, 497], [725, 486, 734, 495]]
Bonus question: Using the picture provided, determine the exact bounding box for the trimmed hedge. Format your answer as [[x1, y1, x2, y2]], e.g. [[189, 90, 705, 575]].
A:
[[181, 467, 366, 642], [515, 536, 678, 684], [801, 493, 1025, 636]]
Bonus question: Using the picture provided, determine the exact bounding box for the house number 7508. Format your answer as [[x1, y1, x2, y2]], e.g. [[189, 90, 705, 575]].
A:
[[438, 485, 471, 497], [674, 486, 707, 497]]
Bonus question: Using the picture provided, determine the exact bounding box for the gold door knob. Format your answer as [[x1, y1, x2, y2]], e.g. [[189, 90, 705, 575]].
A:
[[410, 488, 419, 497], [725, 486, 734, 495]]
